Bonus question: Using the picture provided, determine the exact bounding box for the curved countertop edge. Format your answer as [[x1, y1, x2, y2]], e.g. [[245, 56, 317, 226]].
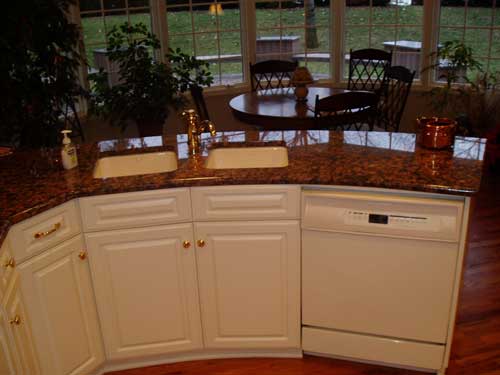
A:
[[0, 130, 486, 249]]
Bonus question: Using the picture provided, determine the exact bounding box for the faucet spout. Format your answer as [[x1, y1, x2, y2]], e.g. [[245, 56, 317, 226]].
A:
[[181, 109, 216, 155], [202, 120, 217, 137]]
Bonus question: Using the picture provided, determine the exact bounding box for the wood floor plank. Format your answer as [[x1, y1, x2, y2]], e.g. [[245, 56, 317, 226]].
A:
[[106, 172, 500, 375]]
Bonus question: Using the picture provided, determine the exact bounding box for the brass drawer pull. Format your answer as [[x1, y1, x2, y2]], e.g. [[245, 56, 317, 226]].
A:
[[197, 239, 205, 248], [9, 315, 21, 325], [78, 251, 87, 260], [34, 222, 61, 239], [182, 240, 191, 249], [3, 258, 15, 268]]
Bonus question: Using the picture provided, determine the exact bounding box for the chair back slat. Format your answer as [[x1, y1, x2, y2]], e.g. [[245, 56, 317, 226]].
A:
[[314, 91, 378, 131], [347, 48, 392, 92], [376, 65, 415, 132], [250, 60, 298, 91]]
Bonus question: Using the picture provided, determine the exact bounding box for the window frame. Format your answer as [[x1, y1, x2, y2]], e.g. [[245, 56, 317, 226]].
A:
[[76, 0, 498, 97]]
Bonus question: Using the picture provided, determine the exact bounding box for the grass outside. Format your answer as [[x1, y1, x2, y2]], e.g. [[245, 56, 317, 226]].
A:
[[81, 5, 500, 81]]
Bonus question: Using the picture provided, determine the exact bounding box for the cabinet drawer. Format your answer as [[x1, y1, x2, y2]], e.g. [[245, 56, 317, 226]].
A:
[[80, 188, 192, 232], [8, 201, 81, 263], [192, 185, 300, 221], [0, 238, 16, 298]]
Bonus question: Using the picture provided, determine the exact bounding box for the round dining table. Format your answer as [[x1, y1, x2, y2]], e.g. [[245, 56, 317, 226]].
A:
[[229, 87, 349, 130]]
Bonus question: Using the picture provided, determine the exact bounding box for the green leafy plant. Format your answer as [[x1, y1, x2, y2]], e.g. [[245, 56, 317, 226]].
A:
[[0, 0, 83, 148], [422, 41, 483, 115], [89, 23, 179, 136], [89, 23, 213, 136], [167, 48, 213, 93]]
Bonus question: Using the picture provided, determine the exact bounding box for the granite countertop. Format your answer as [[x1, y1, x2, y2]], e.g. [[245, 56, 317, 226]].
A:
[[0, 130, 486, 246]]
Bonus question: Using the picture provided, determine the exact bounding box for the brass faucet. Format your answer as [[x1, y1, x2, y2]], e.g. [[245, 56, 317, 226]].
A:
[[182, 109, 216, 155]]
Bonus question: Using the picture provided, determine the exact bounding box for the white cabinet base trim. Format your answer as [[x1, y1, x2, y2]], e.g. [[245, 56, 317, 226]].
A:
[[94, 349, 303, 375]]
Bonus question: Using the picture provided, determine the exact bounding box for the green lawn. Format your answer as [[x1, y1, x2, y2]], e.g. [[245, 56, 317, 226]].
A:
[[81, 5, 500, 79]]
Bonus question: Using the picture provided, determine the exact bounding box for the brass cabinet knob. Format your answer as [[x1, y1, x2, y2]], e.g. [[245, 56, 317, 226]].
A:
[[182, 240, 191, 249], [9, 315, 21, 325], [197, 239, 205, 248], [78, 251, 87, 260], [4, 258, 15, 268]]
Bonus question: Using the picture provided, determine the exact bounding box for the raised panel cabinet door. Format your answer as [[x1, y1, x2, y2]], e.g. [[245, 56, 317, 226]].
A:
[[85, 223, 203, 360], [194, 221, 301, 349], [0, 307, 20, 375], [3, 276, 41, 375], [17, 235, 105, 375]]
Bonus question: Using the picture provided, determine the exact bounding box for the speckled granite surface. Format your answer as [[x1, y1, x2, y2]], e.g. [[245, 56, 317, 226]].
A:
[[0, 130, 486, 247]]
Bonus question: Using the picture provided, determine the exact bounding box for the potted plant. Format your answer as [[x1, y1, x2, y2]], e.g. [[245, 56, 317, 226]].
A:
[[167, 48, 214, 94], [89, 23, 178, 137], [89, 23, 213, 138], [421, 40, 483, 119], [1, 0, 83, 149], [418, 41, 484, 148]]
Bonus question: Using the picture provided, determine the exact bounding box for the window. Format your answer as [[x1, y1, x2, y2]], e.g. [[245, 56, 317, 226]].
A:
[[79, 0, 152, 74], [76, 0, 500, 90], [166, 0, 244, 86], [345, 0, 425, 78], [255, 0, 331, 80], [438, 0, 500, 76]]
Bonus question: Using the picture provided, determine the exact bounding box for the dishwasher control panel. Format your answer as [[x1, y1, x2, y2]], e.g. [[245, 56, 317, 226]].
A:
[[346, 211, 431, 229]]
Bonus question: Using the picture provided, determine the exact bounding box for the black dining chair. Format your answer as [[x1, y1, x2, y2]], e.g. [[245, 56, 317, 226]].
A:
[[249, 60, 298, 91], [347, 48, 392, 92], [376, 66, 415, 132], [190, 85, 210, 122], [314, 91, 378, 131]]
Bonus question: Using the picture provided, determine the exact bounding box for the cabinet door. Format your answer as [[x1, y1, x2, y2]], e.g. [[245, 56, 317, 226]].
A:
[[0, 307, 19, 375], [85, 223, 203, 360], [3, 276, 40, 374], [18, 235, 104, 375], [194, 221, 300, 349]]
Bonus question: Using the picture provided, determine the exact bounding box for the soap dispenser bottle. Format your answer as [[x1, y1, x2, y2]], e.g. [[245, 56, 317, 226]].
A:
[[61, 130, 78, 170]]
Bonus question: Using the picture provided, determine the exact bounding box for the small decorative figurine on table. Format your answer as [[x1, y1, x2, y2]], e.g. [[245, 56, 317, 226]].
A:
[[291, 66, 314, 102]]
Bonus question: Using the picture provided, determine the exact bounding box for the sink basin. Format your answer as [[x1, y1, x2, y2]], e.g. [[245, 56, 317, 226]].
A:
[[205, 146, 289, 169], [93, 152, 178, 178]]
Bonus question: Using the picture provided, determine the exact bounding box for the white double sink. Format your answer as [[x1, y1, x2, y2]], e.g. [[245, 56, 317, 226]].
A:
[[93, 146, 289, 178]]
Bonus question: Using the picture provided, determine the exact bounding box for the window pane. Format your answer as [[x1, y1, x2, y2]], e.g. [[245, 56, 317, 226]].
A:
[[166, 1, 244, 86], [80, 0, 152, 84], [255, 0, 332, 80], [438, 0, 499, 78], [345, 0, 424, 80]]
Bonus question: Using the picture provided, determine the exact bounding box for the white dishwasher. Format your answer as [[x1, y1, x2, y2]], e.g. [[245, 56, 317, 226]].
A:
[[301, 189, 466, 373]]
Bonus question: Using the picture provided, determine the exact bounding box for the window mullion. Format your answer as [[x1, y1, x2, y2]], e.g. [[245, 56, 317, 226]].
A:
[[332, 0, 344, 85], [151, 0, 169, 63], [241, 0, 255, 89], [421, 0, 440, 88]]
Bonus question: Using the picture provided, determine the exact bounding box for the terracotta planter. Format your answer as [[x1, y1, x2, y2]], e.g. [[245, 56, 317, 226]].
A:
[[417, 117, 457, 150]]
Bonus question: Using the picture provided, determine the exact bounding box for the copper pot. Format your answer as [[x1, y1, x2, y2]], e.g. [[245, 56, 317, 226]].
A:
[[417, 117, 456, 150]]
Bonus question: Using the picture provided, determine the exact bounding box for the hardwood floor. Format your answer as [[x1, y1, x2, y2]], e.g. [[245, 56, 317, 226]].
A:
[[106, 171, 500, 375]]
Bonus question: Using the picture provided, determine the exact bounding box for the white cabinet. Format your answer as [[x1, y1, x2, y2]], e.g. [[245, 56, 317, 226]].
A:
[[3, 276, 41, 374], [85, 224, 203, 360], [194, 221, 301, 349], [0, 303, 19, 375], [18, 235, 104, 375]]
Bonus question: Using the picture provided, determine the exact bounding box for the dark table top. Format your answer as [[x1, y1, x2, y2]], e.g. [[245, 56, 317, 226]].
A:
[[229, 87, 349, 129]]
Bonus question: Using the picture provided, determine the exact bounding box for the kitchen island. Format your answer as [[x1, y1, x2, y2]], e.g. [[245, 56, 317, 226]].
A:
[[0, 130, 486, 375]]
